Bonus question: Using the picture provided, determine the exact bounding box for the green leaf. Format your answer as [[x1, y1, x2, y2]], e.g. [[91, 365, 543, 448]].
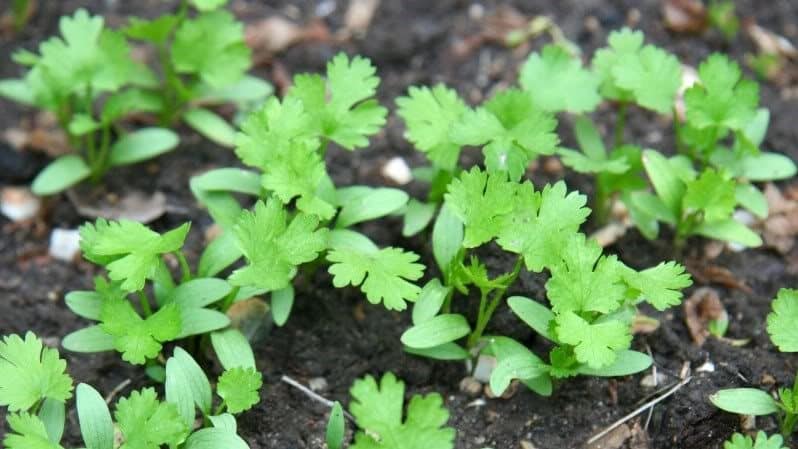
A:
[[484, 336, 552, 396], [735, 184, 768, 219], [710, 388, 780, 416], [685, 53, 759, 131], [198, 232, 242, 277], [403, 200, 436, 237], [546, 235, 626, 315], [166, 347, 213, 416], [31, 155, 90, 195], [183, 428, 248, 449], [520, 44, 600, 113], [172, 11, 250, 87], [328, 246, 425, 311], [38, 398, 65, 444], [555, 312, 632, 369], [217, 367, 262, 414], [0, 78, 34, 105], [450, 89, 559, 180], [396, 84, 467, 170], [100, 299, 181, 364], [125, 15, 179, 44], [432, 204, 463, 277], [4, 412, 63, 449], [490, 355, 547, 397], [0, 332, 73, 412], [229, 199, 328, 291], [210, 328, 255, 370], [190, 168, 261, 196], [684, 169, 736, 221], [190, 0, 229, 11], [195, 75, 273, 105], [79, 220, 189, 292], [723, 431, 787, 449], [62, 326, 116, 353], [576, 350, 652, 376], [642, 149, 686, 217], [326, 402, 345, 449], [621, 261, 692, 310], [497, 182, 590, 272], [115, 388, 189, 449], [508, 296, 554, 341], [108, 128, 179, 167], [558, 117, 629, 174], [404, 343, 469, 361], [76, 384, 114, 449], [444, 167, 516, 248], [592, 28, 644, 102], [400, 314, 471, 349], [65, 290, 103, 320], [336, 187, 409, 228], [612, 45, 681, 114], [68, 114, 100, 136], [327, 229, 379, 253], [411, 279, 450, 325], [175, 308, 230, 339], [350, 373, 455, 449], [693, 219, 762, 247], [271, 285, 295, 327], [288, 53, 386, 149], [208, 414, 237, 432], [767, 288, 798, 352], [168, 278, 232, 309], [184, 108, 236, 147], [738, 152, 797, 181], [165, 354, 196, 426]]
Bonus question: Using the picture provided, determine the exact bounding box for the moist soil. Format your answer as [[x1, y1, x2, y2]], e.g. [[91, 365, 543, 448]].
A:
[[2, 1, 798, 448]]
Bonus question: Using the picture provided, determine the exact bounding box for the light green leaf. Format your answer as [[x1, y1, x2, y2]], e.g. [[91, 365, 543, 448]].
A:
[[710, 388, 780, 416], [184, 108, 236, 147], [108, 128, 179, 167], [401, 314, 471, 349], [76, 384, 114, 449], [31, 155, 91, 195], [766, 288, 798, 352]]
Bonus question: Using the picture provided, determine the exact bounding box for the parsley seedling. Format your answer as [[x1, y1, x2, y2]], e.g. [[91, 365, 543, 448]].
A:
[[348, 373, 455, 449], [723, 431, 787, 449], [191, 53, 426, 317], [711, 289, 798, 437], [400, 168, 691, 394]]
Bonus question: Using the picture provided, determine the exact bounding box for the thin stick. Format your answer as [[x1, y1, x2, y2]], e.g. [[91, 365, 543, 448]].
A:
[[104, 378, 132, 404], [281, 375, 356, 422], [587, 376, 692, 445]]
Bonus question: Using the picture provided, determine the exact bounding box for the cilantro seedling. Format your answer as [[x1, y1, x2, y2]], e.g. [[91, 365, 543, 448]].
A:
[[62, 217, 260, 376], [400, 167, 691, 394], [711, 289, 798, 437], [191, 53, 426, 317], [0, 9, 181, 195], [348, 372, 455, 449], [708, 0, 740, 41]]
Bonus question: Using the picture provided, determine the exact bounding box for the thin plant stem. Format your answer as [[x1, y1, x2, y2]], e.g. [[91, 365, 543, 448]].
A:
[[221, 286, 241, 312], [137, 291, 153, 317], [177, 251, 192, 282], [466, 256, 524, 350], [613, 102, 627, 148]]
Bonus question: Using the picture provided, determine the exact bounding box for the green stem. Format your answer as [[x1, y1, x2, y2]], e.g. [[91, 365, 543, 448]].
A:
[[466, 256, 524, 350], [613, 102, 627, 148], [672, 106, 685, 155], [221, 286, 241, 312], [441, 287, 455, 314], [137, 291, 153, 317], [593, 180, 610, 225], [177, 251, 192, 282], [780, 412, 798, 437]]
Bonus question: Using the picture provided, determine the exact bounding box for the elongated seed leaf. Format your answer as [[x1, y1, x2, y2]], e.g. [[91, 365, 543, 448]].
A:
[[404, 342, 470, 360], [184, 108, 237, 147], [38, 398, 65, 443], [76, 383, 114, 449], [327, 229, 379, 253], [271, 285, 294, 326], [165, 355, 196, 427], [490, 355, 547, 397], [400, 314, 470, 349], [108, 128, 179, 166], [65, 291, 103, 320], [432, 203, 464, 277], [335, 187, 409, 228], [642, 150, 684, 216], [31, 155, 91, 195], [169, 278, 232, 308], [412, 279, 450, 325], [183, 428, 248, 449], [62, 326, 115, 353], [739, 152, 797, 181], [210, 328, 255, 370], [710, 388, 780, 416], [403, 200, 437, 237], [191, 168, 261, 196], [693, 219, 762, 247], [735, 184, 768, 219], [508, 296, 554, 341], [198, 231, 242, 277], [171, 348, 212, 414], [326, 402, 345, 449], [176, 308, 230, 339], [577, 350, 652, 376]]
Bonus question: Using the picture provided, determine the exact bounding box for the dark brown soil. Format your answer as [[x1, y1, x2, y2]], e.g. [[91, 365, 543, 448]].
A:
[[2, 1, 798, 448]]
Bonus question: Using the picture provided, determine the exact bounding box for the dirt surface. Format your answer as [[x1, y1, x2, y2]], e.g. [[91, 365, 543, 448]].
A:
[[2, 1, 798, 448]]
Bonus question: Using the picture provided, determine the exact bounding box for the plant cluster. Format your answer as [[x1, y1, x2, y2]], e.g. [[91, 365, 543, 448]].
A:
[[0, 0, 270, 195]]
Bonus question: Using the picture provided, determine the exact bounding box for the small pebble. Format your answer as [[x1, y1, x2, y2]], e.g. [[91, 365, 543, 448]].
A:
[[696, 360, 715, 373], [459, 376, 483, 397], [49, 228, 81, 262], [520, 441, 538, 449], [381, 157, 413, 185], [468, 3, 485, 20], [640, 372, 669, 388], [1, 187, 40, 222], [308, 377, 328, 392]]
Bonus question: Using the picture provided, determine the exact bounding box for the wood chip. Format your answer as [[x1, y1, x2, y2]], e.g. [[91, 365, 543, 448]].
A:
[[662, 0, 707, 34], [66, 189, 167, 223], [683, 287, 727, 346]]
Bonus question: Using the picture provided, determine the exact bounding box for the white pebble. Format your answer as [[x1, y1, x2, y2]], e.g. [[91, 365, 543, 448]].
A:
[[1, 187, 40, 222], [49, 228, 81, 262], [472, 354, 497, 383], [308, 377, 328, 392], [381, 157, 413, 185], [696, 360, 715, 373]]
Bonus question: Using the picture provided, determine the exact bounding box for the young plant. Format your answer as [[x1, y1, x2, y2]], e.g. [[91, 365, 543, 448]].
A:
[[711, 289, 798, 437], [708, 0, 740, 41], [124, 0, 271, 146], [347, 372, 455, 449], [190, 52, 426, 320], [0, 9, 181, 195], [0, 332, 257, 449], [399, 167, 691, 394], [723, 431, 788, 449], [61, 218, 261, 379]]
